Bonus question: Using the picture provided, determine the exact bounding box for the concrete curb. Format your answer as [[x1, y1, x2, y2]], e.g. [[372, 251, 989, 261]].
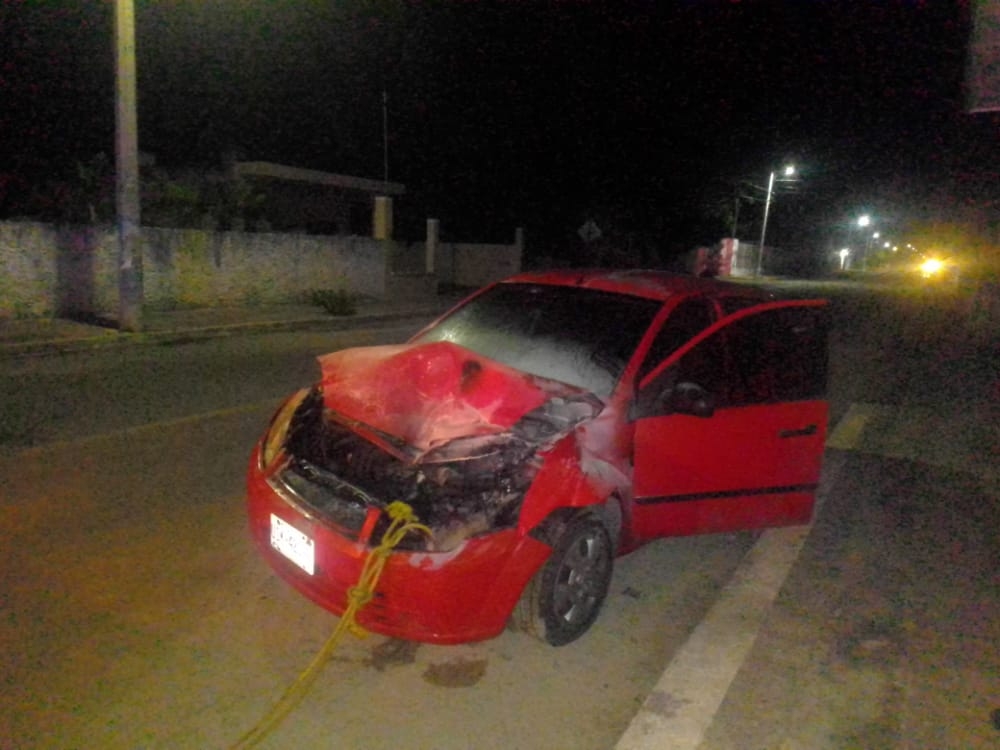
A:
[[0, 306, 451, 359]]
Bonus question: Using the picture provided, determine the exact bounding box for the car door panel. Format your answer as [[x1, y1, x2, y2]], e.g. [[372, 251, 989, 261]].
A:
[[629, 300, 828, 541], [631, 400, 826, 538]]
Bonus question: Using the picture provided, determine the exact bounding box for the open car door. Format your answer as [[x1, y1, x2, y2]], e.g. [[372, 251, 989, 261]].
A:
[[630, 299, 828, 540]]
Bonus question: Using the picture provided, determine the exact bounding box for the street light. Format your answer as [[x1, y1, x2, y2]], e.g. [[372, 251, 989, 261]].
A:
[[857, 214, 871, 270], [755, 164, 795, 277], [838, 248, 850, 271]]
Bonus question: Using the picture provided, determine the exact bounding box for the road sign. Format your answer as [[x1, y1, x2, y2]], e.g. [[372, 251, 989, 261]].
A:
[[578, 220, 602, 243]]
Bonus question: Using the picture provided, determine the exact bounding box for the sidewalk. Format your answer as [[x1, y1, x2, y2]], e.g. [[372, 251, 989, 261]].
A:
[[0, 295, 463, 358]]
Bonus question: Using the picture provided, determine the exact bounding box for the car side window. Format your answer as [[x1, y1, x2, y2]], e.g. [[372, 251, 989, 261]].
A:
[[719, 296, 763, 316], [725, 307, 828, 405], [636, 304, 828, 418], [637, 298, 714, 382], [637, 328, 730, 416]]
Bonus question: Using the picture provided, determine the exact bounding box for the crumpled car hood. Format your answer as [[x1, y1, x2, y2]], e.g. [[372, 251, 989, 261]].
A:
[[317, 341, 590, 453]]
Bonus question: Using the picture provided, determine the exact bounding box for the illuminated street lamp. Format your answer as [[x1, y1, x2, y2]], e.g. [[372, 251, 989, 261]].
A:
[[838, 248, 850, 270], [856, 214, 871, 270], [755, 164, 796, 277]]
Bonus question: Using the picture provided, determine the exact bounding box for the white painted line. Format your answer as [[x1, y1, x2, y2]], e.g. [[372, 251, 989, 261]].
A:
[[614, 525, 810, 750], [615, 432, 849, 750]]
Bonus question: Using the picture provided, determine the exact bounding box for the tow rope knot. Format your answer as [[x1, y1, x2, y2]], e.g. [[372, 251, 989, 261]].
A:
[[385, 500, 419, 524], [231, 501, 431, 749], [346, 584, 374, 609]]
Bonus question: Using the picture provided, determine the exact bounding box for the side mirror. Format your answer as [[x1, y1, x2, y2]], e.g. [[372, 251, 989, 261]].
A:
[[666, 382, 715, 418]]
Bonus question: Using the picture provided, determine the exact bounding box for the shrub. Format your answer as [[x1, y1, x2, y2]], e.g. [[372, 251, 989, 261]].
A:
[[307, 288, 357, 316]]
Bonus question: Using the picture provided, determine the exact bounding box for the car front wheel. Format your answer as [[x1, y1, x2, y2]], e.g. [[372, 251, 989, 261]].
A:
[[514, 513, 613, 646]]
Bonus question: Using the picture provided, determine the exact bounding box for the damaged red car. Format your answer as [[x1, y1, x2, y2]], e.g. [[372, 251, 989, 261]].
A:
[[247, 270, 828, 645]]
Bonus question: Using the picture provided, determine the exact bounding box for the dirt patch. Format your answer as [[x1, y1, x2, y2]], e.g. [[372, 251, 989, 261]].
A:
[[422, 657, 488, 688], [365, 638, 420, 671]]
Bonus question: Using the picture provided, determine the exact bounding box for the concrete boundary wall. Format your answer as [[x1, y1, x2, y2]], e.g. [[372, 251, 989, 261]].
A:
[[0, 221, 389, 318], [401, 239, 522, 289], [449, 242, 522, 288]]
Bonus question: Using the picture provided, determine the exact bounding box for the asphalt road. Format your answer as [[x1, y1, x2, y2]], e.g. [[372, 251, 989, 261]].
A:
[[0, 319, 758, 749], [0, 322, 423, 450], [1, 281, 997, 749]]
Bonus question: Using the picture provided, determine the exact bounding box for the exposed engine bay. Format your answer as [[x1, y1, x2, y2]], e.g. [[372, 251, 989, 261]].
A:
[[273, 385, 601, 552]]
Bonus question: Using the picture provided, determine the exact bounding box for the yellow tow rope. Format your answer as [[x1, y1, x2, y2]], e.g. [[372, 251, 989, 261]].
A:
[[231, 502, 431, 749]]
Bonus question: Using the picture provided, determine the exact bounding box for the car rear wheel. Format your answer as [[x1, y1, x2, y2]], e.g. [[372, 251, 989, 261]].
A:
[[513, 513, 613, 646]]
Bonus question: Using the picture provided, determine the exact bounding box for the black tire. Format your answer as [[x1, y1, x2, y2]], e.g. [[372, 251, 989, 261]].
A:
[[515, 514, 613, 646]]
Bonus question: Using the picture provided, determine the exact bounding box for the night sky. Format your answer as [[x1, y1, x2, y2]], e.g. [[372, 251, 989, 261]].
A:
[[2, 1, 997, 260]]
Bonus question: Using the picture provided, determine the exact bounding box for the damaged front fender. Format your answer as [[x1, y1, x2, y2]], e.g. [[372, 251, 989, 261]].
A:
[[516, 435, 611, 536], [516, 399, 633, 545]]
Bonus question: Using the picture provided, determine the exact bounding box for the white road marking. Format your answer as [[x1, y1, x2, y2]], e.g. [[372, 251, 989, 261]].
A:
[[826, 401, 996, 483], [825, 401, 883, 451], [617, 400, 995, 748], [615, 525, 812, 750], [615, 418, 852, 750]]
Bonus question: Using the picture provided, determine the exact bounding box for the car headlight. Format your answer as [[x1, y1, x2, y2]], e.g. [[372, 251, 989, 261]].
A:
[[260, 388, 310, 469]]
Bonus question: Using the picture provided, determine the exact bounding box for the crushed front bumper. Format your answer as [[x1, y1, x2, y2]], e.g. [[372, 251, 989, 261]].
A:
[[246, 443, 551, 644]]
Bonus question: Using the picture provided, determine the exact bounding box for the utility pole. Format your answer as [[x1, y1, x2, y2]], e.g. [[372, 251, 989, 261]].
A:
[[755, 164, 795, 278], [731, 187, 742, 238], [115, 0, 143, 331], [755, 171, 776, 278], [382, 89, 390, 185]]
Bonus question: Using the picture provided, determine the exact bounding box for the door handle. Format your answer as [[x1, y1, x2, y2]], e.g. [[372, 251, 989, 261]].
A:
[[778, 424, 817, 439]]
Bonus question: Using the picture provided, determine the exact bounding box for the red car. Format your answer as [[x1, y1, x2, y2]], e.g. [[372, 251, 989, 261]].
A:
[[247, 270, 828, 645]]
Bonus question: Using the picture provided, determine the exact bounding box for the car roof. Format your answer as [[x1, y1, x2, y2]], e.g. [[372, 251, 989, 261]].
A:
[[501, 269, 770, 303]]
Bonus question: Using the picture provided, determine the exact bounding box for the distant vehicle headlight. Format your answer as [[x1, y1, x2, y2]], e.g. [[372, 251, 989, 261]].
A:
[[920, 258, 944, 277]]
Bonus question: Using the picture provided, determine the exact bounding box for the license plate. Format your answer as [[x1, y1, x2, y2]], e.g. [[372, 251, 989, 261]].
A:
[[270, 514, 315, 575]]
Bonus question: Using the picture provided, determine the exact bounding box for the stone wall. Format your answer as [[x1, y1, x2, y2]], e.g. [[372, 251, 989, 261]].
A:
[[0, 221, 389, 318], [1, 220, 524, 319], [140, 228, 387, 309]]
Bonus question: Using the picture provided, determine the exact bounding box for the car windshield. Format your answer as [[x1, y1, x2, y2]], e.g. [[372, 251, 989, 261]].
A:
[[413, 283, 662, 397]]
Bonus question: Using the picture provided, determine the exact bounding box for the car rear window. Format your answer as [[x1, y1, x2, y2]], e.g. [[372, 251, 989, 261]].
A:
[[414, 283, 662, 396]]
